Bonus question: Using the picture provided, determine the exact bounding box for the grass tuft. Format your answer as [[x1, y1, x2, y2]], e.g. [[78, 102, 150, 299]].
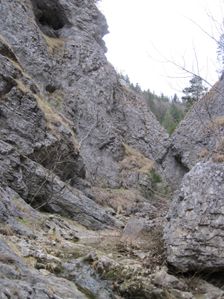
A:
[[121, 143, 154, 174], [42, 34, 65, 55]]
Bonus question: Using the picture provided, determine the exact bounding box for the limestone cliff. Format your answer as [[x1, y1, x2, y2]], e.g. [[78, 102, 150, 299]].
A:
[[167, 79, 224, 170], [0, 0, 169, 190], [164, 78, 224, 277], [1, 0, 224, 298]]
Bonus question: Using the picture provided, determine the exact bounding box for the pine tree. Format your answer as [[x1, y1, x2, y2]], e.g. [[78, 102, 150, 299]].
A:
[[172, 93, 179, 103], [182, 75, 207, 109]]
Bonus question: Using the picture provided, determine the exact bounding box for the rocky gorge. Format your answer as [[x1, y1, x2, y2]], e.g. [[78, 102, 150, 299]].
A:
[[0, 0, 224, 298]]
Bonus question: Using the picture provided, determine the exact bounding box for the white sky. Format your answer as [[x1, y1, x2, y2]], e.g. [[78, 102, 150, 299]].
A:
[[98, 0, 224, 97]]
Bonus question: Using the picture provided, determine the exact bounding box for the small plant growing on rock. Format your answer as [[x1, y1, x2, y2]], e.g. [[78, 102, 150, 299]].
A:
[[149, 169, 162, 185]]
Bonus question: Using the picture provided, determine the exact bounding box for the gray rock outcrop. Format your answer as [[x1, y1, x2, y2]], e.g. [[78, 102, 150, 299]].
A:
[[0, 139, 118, 230], [0, 238, 89, 299], [168, 79, 224, 171], [164, 161, 224, 272], [0, 0, 169, 190]]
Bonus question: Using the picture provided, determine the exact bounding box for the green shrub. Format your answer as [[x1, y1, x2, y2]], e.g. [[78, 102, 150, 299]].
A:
[[149, 169, 162, 184]]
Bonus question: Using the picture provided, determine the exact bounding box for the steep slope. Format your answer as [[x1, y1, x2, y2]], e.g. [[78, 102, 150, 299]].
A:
[[162, 78, 224, 188], [0, 52, 117, 230], [169, 79, 224, 169], [0, 0, 169, 190], [164, 79, 224, 278], [1, 0, 224, 297]]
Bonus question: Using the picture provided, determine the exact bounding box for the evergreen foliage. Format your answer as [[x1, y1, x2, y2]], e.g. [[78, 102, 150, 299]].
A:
[[118, 73, 186, 135], [144, 90, 185, 134], [181, 75, 207, 109], [119, 74, 185, 134]]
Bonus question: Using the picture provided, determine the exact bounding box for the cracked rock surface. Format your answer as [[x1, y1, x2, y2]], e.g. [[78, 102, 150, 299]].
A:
[[1, 0, 224, 297], [0, 0, 169, 189], [165, 161, 224, 272]]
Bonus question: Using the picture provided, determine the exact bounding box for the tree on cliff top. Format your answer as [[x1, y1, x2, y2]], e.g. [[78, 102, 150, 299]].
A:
[[182, 75, 207, 109]]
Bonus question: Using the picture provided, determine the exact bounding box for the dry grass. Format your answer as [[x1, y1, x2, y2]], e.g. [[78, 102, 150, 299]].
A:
[[212, 153, 224, 163], [0, 254, 15, 265], [120, 143, 154, 174], [92, 187, 143, 214], [213, 116, 224, 127], [213, 137, 224, 163], [48, 89, 64, 110], [36, 94, 64, 125], [12, 196, 31, 214], [198, 148, 209, 159], [36, 94, 79, 150], [216, 138, 224, 152], [42, 34, 65, 55], [207, 115, 224, 134], [24, 256, 37, 268], [13, 77, 79, 151], [6, 57, 24, 73], [15, 79, 30, 94], [5, 240, 22, 258], [0, 224, 14, 236]]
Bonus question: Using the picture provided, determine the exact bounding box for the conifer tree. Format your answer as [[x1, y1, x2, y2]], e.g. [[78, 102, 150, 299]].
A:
[[182, 75, 207, 108]]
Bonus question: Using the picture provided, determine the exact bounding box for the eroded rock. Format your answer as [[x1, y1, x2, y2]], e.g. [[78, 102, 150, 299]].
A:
[[0, 140, 119, 230], [164, 161, 224, 272], [161, 77, 224, 191], [0, 238, 89, 299], [0, 0, 169, 189]]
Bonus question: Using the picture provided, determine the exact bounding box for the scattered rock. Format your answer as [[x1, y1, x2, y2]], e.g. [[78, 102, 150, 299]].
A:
[[153, 267, 187, 290], [0, 238, 89, 299]]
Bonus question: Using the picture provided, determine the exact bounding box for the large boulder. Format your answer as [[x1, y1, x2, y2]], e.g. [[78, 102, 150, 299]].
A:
[[164, 161, 224, 272]]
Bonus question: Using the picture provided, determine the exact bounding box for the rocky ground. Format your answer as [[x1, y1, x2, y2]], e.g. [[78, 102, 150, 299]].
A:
[[0, 0, 224, 298], [1, 186, 224, 299]]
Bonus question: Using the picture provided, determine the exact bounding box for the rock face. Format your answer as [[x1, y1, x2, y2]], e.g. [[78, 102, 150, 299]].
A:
[[0, 140, 117, 230], [163, 79, 224, 188], [164, 78, 224, 273], [169, 79, 224, 170], [0, 238, 89, 299], [1, 0, 224, 297], [164, 161, 224, 272], [0, 0, 171, 231], [0, 0, 169, 190]]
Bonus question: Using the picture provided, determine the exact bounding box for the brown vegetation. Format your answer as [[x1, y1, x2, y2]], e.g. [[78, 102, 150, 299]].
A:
[[120, 143, 154, 174]]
